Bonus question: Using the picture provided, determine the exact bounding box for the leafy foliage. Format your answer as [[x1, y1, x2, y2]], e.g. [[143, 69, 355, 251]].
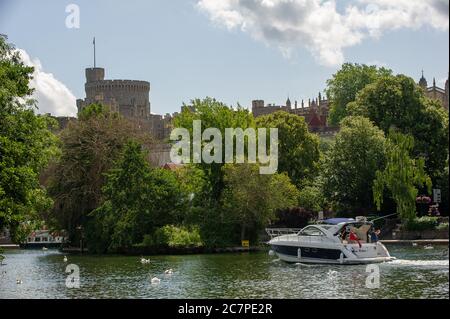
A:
[[326, 63, 392, 126], [373, 131, 432, 223], [47, 104, 151, 240], [221, 164, 299, 242], [0, 35, 58, 242], [87, 141, 184, 253], [348, 74, 449, 180], [322, 116, 387, 214], [256, 111, 321, 188]]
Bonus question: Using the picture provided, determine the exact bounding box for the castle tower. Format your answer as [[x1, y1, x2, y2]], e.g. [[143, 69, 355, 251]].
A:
[[286, 97, 292, 109], [419, 70, 428, 89], [85, 67, 105, 83]]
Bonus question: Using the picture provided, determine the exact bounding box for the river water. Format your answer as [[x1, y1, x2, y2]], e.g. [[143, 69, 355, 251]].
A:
[[0, 245, 448, 299]]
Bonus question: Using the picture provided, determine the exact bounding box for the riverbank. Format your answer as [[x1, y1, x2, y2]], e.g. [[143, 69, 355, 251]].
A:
[[60, 245, 265, 255]]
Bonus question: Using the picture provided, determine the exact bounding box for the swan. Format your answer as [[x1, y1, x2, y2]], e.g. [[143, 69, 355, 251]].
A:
[[140, 257, 151, 264], [42, 247, 48, 251], [412, 243, 418, 247], [63, 256, 68, 263], [151, 277, 161, 284], [424, 244, 434, 250], [164, 269, 173, 275]]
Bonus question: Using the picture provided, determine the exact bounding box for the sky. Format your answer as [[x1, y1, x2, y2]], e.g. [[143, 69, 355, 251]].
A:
[[0, 0, 449, 117]]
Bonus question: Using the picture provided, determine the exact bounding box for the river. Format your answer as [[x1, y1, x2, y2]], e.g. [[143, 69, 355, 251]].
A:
[[0, 245, 448, 299]]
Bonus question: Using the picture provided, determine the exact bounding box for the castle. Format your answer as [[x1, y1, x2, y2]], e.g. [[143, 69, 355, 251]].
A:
[[76, 67, 175, 140], [418, 71, 449, 110], [251, 71, 449, 136], [75, 66, 449, 143], [252, 93, 337, 136]]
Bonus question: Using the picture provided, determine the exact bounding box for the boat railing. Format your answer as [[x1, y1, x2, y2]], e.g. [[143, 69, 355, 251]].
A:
[[265, 228, 302, 239]]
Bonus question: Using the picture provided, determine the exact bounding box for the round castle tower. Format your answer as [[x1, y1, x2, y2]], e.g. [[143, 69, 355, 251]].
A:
[[77, 67, 151, 119]]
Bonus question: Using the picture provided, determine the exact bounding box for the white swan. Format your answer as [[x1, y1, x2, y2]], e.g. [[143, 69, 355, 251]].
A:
[[63, 256, 68, 263], [140, 257, 151, 264], [42, 247, 48, 251], [164, 269, 173, 275], [424, 244, 434, 250], [412, 243, 418, 247], [151, 277, 161, 284]]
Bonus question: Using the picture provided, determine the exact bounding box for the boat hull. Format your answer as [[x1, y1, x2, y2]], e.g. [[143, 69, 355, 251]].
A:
[[270, 243, 395, 265]]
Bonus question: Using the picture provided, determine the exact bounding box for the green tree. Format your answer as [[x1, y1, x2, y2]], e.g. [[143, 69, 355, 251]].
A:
[[326, 63, 392, 126], [373, 131, 432, 223], [348, 74, 449, 181], [0, 35, 58, 241], [322, 116, 387, 214], [221, 164, 299, 242], [88, 141, 184, 253], [256, 111, 321, 188], [173, 97, 255, 199], [47, 104, 151, 240]]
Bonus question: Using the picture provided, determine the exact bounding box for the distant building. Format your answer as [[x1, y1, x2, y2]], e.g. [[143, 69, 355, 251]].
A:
[[418, 71, 449, 110], [252, 93, 338, 136]]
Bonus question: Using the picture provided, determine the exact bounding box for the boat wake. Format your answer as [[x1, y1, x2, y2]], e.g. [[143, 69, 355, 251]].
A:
[[385, 259, 449, 267]]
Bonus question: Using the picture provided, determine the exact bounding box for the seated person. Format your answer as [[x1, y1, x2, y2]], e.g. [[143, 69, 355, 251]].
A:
[[349, 229, 362, 248]]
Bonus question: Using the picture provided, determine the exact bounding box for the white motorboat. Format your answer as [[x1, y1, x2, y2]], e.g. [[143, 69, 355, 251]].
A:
[[267, 217, 395, 265]]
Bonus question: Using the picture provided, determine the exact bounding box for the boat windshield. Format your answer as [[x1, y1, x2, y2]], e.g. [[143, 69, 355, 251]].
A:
[[298, 226, 326, 236]]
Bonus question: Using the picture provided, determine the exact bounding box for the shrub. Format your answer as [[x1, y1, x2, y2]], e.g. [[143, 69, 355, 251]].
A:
[[404, 217, 439, 231], [144, 225, 204, 248]]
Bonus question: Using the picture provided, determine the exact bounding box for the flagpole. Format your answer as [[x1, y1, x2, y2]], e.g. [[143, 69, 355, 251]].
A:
[[93, 37, 96, 68]]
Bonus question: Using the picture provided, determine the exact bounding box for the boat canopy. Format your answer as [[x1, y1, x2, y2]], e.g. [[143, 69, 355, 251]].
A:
[[322, 218, 355, 225]]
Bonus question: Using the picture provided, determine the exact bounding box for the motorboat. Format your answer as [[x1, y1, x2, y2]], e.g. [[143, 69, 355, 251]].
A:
[[267, 217, 396, 265]]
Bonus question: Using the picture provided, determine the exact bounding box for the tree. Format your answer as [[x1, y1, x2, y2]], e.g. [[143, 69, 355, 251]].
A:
[[373, 131, 432, 223], [47, 104, 151, 240], [326, 63, 392, 126], [0, 35, 58, 241], [221, 164, 299, 242], [256, 111, 321, 188], [322, 116, 387, 215], [87, 141, 184, 253], [348, 74, 449, 181], [173, 97, 255, 199]]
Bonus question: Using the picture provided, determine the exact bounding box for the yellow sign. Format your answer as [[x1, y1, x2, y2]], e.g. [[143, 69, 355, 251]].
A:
[[241, 240, 250, 248]]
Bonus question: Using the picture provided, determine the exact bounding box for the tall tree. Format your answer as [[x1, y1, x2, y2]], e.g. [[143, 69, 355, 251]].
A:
[[322, 116, 387, 215], [348, 74, 449, 181], [326, 63, 392, 126], [256, 111, 321, 188], [0, 35, 58, 241], [88, 141, 183, 253], [373, 131, 432, 223], [221, 164, 299, 242], [173, 97, 255, 199], [47, 104, 151, 240]]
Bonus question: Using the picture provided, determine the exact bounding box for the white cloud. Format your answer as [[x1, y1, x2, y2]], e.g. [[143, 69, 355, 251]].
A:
[[197, 0, 449, 67], [17, 49, 77, 117]]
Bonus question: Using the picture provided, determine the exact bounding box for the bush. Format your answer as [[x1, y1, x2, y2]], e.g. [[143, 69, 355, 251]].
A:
[[143, 225, 203, 248], [404, 217, 439, 231]]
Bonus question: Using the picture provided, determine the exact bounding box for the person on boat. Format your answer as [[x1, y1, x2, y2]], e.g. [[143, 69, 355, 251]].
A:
[[369, 229, 381, 243], [340, 227, 349, 242], [349, 229, 362, 248]]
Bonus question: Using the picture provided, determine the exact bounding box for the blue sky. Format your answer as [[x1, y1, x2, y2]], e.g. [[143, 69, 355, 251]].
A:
[[0, 0, 448, 116]]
